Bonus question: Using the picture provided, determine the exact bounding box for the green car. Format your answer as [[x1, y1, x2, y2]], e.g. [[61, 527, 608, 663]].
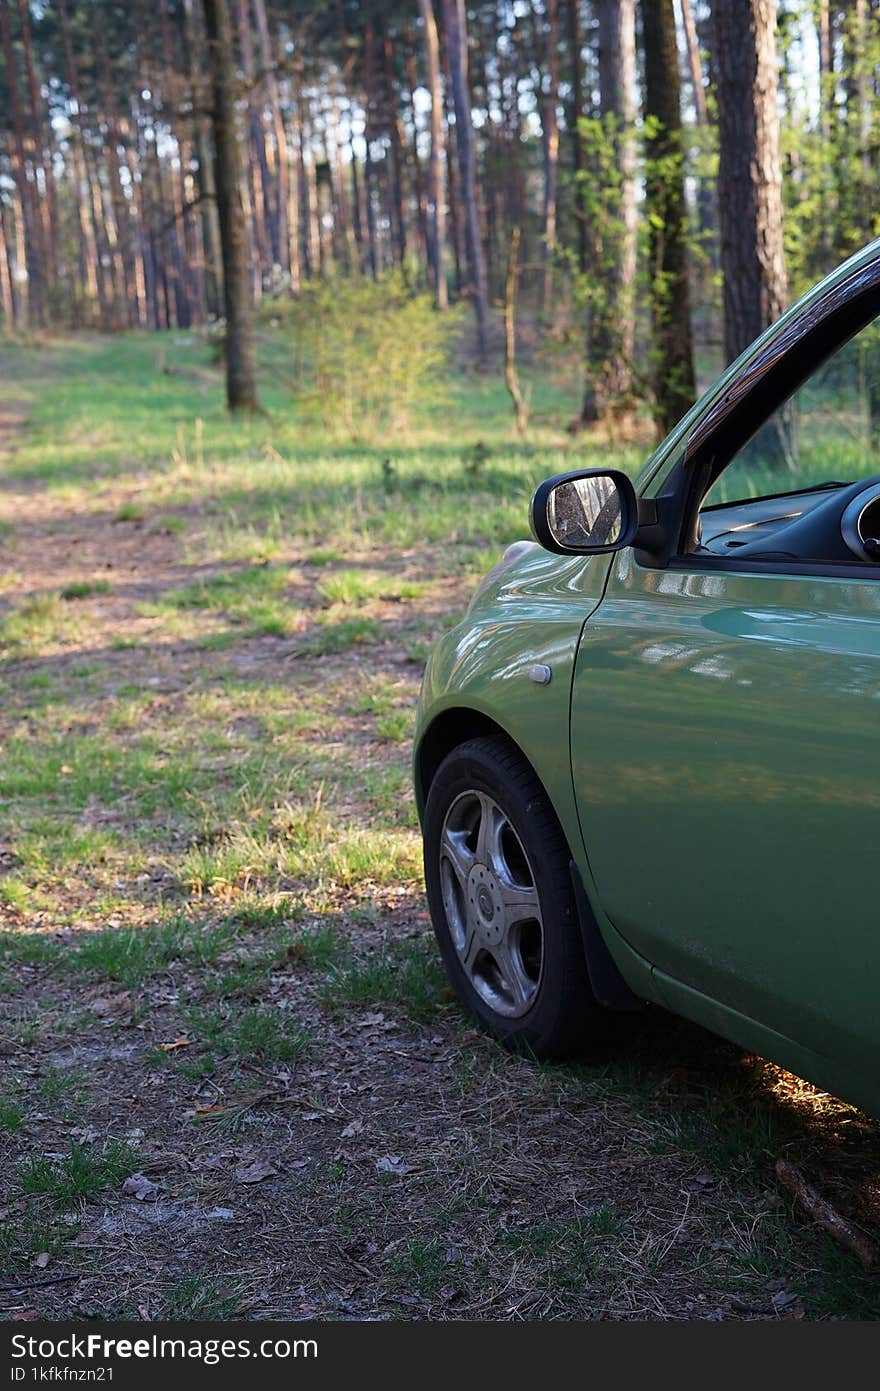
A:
[[414, 238, 880, 1117]]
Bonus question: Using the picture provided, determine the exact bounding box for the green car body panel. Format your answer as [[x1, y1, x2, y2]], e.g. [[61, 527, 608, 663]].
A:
[[415, 238, 880, 1117]]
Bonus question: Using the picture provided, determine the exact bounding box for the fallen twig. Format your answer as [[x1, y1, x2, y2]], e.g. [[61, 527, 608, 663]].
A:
[[775, 1158, 878, 1269], [0, 1273, 80, 1293]]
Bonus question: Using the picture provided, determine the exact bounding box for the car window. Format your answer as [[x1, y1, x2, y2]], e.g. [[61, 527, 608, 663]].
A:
[[701, 313, 880, 511]]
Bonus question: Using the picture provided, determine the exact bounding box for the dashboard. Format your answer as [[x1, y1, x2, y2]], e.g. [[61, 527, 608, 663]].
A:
[[697, 476, 880, 566]]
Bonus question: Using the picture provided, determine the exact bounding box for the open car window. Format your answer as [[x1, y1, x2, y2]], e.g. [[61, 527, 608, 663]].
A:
[[695, 314, 880, 565]]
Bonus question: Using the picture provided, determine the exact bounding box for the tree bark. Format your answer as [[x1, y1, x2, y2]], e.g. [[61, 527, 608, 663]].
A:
[[581, 0, 637, 421], [568, 0, 588, 278], [711, 0, 788, 363], [419, 0, 448, 308], [441, 0, 490, 360], [642, 0, 696, 433], [504, 226, 528, 436], [538, 0, 560, 314], [0, 0, 44, 325], [203, 0, 260, 411]]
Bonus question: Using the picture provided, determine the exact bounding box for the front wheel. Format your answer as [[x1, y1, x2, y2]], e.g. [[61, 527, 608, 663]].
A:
[[423, 735, 617, 1058]]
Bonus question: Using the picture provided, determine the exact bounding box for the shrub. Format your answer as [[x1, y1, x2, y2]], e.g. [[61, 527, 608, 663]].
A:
[[274, 272, 462, 438]]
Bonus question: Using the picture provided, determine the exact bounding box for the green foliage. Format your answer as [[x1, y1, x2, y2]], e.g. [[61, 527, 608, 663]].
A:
[[272, 272, 463, 438]]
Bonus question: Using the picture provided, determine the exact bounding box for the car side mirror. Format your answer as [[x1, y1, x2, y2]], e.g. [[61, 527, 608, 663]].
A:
[[529, 469, 640, 555]]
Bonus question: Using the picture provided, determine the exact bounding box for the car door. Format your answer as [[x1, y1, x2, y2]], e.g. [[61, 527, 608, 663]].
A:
[[570, 311, 880, 1074]]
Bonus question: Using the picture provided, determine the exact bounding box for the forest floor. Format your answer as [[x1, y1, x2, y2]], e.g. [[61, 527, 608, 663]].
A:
[[0, 330, 878, 1321]]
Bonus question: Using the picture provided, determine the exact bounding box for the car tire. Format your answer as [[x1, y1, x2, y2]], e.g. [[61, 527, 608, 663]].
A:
[[423, 735, 618, 1058]]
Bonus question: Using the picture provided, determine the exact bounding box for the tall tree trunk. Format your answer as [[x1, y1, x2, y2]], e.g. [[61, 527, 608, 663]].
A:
[[58, 0, 107, 323], [642, 0, 696, 433], [236, 0, 271, 274], [0, 0, 44, 325], [441, 0, 490, 360], [404, 19, 429, 269], [362, 23, 380, 278], [679, 0, 707, 122], [419, 0, 448, 308], [712, 0, 792, 467], [581, 0, 637, 422], [16, 0, 56, 279], [538, 0, 560, 314], [382, 21, 408, 265], [183, 0, 224, 317], [568, 0, 588, 278], [203, 0, 260, 410], [253, 0, 289, 275], [712, 0, 788, 363]]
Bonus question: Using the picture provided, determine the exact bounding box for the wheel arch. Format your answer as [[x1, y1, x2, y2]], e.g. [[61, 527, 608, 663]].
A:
[[415, 706, 527, 820]]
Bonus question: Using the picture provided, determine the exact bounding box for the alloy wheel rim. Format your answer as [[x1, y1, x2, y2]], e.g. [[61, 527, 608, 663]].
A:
[[438, 790, 544, 1019]]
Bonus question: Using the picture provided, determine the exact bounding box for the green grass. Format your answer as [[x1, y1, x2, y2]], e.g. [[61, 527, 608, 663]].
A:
[[61, 579, 111, 600], [165, 1277, 242, 1321], [19, 1140, 137, 1206], [0, 1096, 25, 1131], [322, 936, 449, 1021], [186, 1004, 310, 1063]]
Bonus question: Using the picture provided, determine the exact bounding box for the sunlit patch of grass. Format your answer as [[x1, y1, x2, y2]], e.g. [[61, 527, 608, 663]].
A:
[[317, 569, 424, 606], [375, 710, 412, 743], [0, 594, 67, 652], [0, 877, 31, 910], [116, 502, 145, 522], [144, 564, 302, 638]]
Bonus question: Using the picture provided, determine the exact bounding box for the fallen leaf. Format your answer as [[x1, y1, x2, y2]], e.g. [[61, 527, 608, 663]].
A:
[[376, 1154, 414, 1175], [121, 1173, 160, 1202], [34, 1252, 50, 1269], [341, 1120, 363, 1138], [158, 1036, 190, 1053], [235, 1159, 277, 1185]]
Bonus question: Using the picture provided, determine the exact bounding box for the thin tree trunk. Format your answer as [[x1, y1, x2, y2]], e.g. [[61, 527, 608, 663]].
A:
[[569, 0, 589, 278], [582, 0, 637, 421], [58, 0, 107, 323], [440, 20, 463, 293], [382, 21, 408, 265], [253, 0, 288, 270], [16, 0, 56, 279], [504, 226, 528, 436], [419, 0, 448, 308], [441, 0, 490, 360], [0, 0, 44, 325], [642, 0, 696, 433], [404, 20, 429, 269], [362, 23, 380, 278], [538, 0, 560, 315], [203, 0, 260, 410], [679, 0, 707, 122]]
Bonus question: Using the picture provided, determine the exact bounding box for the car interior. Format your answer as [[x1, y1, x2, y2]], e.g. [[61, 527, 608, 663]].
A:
[[690, 312, 880, 569]]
